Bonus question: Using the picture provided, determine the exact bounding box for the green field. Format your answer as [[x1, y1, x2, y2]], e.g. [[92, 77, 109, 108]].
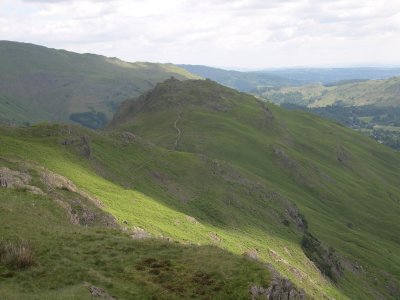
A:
[[259, 77, 400, 108], [279, 104, 400, 150], [374, 125, 400, 132]]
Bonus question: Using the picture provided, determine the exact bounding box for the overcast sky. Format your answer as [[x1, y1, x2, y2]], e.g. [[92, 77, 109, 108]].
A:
[[1, 0, 400, 69]]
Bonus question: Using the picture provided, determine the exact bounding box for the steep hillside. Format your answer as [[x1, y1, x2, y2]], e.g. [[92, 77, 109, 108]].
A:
[[178, 64, 299, 92], [0, 126, 273, 299], [1, 79, 400, 299], [259, 77, 400, 107], [259, 77, 400, 150], [0, 41, 199, 127], [109, 78, 400, 299]]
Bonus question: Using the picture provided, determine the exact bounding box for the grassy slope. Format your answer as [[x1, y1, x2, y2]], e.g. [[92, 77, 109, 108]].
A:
[[0, 124, 329, 298], [0, 41, 199, 125], [260, 77, 400, 107], [109, 79, 400, 299], [0, 151, 270, 299]]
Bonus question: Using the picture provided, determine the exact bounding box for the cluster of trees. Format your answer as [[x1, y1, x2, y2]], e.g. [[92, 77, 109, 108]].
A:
[[372, 129, 400, 150], [69, 111, 107, 129], [281, 103, 400, 150]]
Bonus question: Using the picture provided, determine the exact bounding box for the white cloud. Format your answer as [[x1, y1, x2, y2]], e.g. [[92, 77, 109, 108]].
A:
[[1, 0, 400, 68]]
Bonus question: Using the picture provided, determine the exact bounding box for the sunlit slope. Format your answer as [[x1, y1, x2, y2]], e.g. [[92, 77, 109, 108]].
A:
[[0, 171, 269, 299], [109, 78, 400, 299], [0, 123, 342, 299]]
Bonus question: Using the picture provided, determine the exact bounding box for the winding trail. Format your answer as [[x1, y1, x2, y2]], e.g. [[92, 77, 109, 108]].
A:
[[173, 111, 182, 150], [130, 81, 183, 175]]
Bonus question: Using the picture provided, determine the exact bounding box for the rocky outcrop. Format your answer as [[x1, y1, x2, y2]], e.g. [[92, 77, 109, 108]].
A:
[[79, 136, 92, 158], [89, 285, 116, 300], [129, 227, 151, 240], [259, 100, 274, 127], [185, 215, 200, 225], [60, 136, 92, 158], [40, 170, 77, 192], [40, 169, 104, 208], [209, 232, 222, 243], [282, 199, 308, 231], [53, 196, 117, 228], [0, 167, 43, 194], [120, 131, 136, 144], [335, 145, 351, 168], [266, 192, 308, 231], [250, 265, 306, 300], [301, 232, 343, 282], [0, 162, 117, 228], [243, 249, 259, 261]]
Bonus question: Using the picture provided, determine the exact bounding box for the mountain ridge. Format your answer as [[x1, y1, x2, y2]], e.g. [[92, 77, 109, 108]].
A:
[[178, 64, 301, 91], [0, 40, 200, 127], [178, 64, 400, 94]]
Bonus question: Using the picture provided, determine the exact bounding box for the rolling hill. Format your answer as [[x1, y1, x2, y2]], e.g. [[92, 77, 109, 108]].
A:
[[0, 41, 199, 128], [262, 67, 400, 85], [1, 78, 400, 299], [109, 79, 400, 299], [258, 77, 400, 108], [178, 64, 300, 92], [258, 77, 400, 150], [178, 65, 400, 95]]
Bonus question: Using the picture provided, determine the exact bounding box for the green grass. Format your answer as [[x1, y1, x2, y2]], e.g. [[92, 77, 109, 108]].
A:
[[0, 124, 343, 299], [0, 175, 270, 299], [358, 116, 374, 123], [0, 41, 200, 126], [0, 79, 399, 299], [0, 95, 48, 125], [108, 79, 400, 299]]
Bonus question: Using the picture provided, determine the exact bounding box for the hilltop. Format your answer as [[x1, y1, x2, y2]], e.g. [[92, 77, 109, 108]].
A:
[[108, 79, 400, 298], [0, 41, 199, 128]]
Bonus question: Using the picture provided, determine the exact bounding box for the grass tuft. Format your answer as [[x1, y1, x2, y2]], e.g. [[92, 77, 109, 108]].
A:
[[0, 240, 35, 270]]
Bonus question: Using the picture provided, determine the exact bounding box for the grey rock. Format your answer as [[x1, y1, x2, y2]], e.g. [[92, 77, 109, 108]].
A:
[[250, 265, 306, 300], [89, 285, 116, 300]]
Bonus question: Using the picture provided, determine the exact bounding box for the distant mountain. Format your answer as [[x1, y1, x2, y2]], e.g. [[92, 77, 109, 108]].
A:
[[264, 67, 400, 84], [178, 64, 300, 92], [0, 41, 199, 127], [259, 76, 400, 107], [178, 64, 400, 96]]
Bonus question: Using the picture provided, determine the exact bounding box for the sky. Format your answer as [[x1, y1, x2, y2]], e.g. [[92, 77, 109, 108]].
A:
[[1, 0, 400, 69]]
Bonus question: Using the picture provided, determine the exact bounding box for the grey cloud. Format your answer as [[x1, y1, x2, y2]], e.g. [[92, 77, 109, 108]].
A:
[[2, 0, 400, 67], [22, 0, 118, 2]]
